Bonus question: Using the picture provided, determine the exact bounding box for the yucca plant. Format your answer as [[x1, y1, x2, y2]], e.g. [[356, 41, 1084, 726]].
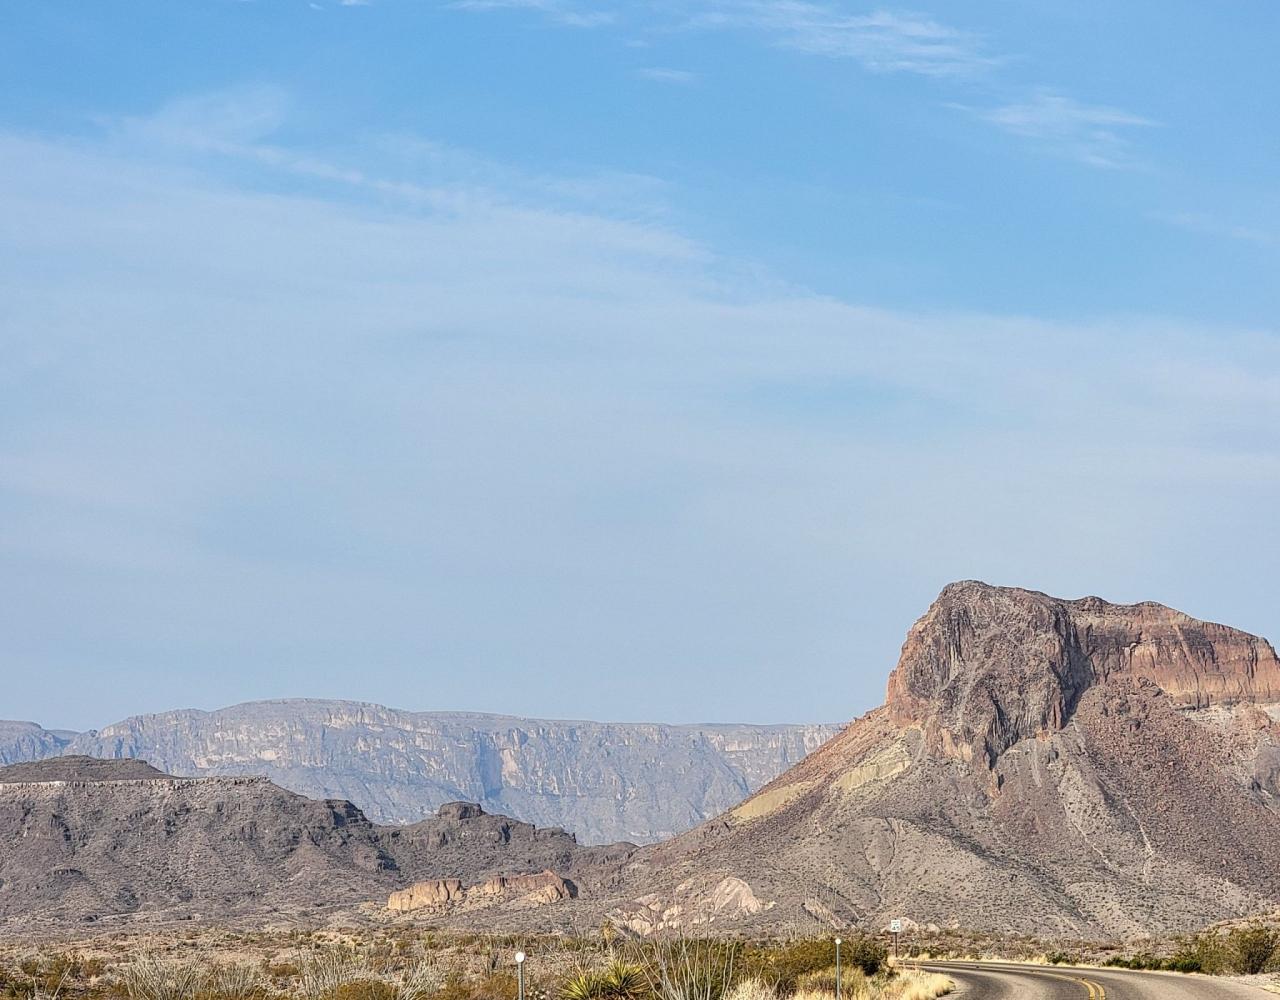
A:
[[601, 962, 647, 1000], [559, 970, 606, 1000], [558, 961, 649, 1000]]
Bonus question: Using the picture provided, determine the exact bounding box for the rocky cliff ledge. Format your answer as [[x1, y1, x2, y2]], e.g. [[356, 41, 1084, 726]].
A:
[[885, 581, 1280, 767]]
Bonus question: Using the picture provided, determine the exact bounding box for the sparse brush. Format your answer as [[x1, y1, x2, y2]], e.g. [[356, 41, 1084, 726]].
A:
[[641, 938, 736, 1000], [723, 978, 777, 1000], [398, 959, 447, 1000], [118, 955, 208, 1000], [205, 963, 263, 1000], [299, 948, 362, 1000]]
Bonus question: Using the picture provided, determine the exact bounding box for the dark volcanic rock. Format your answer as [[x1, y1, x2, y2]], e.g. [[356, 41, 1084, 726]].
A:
[[0, 758, 624, 925], [0, 756, 170, 782]]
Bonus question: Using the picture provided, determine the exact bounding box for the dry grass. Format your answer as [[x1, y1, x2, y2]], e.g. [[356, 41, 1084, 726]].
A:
[[739, 970, 951, 1000]]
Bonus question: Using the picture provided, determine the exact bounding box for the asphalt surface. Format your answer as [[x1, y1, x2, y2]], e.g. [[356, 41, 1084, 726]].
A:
[[915, 961, 1276, 999]]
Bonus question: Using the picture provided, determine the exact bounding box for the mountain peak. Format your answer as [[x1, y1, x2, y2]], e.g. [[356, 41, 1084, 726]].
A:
[[886, 581, 1280, 767]]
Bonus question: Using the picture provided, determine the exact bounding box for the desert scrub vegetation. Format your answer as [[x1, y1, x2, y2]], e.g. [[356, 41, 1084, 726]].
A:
[[0, 933, 935, 1000], [734, 937, 886, 991], [1101, 925, 1280, 976], [554, 937, 933, 1000]]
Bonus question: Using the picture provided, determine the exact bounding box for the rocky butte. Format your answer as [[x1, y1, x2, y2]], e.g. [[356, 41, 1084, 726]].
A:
[[458, 582, 1280, 938]]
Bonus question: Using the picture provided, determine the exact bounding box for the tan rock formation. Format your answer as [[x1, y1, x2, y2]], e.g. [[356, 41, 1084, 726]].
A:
[[387, 869, 574, 913], [388, 879, 464, 912]]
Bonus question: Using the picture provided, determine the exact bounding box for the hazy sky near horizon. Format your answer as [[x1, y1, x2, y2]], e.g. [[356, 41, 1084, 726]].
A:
[[2, 1, 1279, 732]]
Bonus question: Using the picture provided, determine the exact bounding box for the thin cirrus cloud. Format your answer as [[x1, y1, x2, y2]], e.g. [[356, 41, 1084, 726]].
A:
[[958, 90, 1157, 168], [446, 0, 615, 27], [637, 67, 699, 83], [1155, 211, 1277, 249], [692, 2, 996, 78], [444, 0, 1151, 169]]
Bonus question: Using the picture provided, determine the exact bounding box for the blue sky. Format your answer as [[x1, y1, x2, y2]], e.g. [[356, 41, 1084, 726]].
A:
[[2, 1, 1278, 730]]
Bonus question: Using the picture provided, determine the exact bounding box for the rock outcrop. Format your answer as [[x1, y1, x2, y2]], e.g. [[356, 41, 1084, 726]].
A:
[[388, 869, 573, 913], [538, 583, 1280, 938], [4, 703, 839, 845], [885, 582, 1280, 768]]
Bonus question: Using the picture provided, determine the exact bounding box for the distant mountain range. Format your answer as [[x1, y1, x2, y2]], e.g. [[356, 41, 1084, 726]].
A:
[[0, 703, 839, 844], [4, 582, 1280, 937]]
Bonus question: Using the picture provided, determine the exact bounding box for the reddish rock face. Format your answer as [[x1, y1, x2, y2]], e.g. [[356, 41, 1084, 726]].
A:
[[885, 581, 1280, 767]]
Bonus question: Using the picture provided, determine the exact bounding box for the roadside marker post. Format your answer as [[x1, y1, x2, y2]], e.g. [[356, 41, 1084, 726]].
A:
[[834, 937, 841, 1000], [515, 951, 526, 1000]]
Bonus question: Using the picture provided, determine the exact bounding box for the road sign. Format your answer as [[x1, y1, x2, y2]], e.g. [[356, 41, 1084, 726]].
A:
[[889, 919, 902, 934]]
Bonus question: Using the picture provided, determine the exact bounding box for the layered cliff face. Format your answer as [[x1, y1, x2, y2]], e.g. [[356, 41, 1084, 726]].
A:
[[550, 583, 1280, 939], [47, 703, 837, 845], [0, 757, 609, 925], [884, 582, 1280, 767]]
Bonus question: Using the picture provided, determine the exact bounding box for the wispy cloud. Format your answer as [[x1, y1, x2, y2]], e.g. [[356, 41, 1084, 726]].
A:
[[959, 90, 1156, 169], [1155, 211, 1276, 248], [3, 90, 1279, 728], [441, 0, 1152, 168], [695, 3, 995, 77], [447, 0, 613, 28], [637, 67, 698, 84]]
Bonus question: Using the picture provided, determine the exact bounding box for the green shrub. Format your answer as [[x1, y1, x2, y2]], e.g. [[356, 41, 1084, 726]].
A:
[[1228, 926, 1279, 975], [736, 936, 884, 993]]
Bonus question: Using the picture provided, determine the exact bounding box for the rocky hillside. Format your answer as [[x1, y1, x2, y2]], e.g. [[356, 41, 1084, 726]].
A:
[[2, 704, 835, 845], [0, 756, 623, 926], [526, 582, 1280, 938]]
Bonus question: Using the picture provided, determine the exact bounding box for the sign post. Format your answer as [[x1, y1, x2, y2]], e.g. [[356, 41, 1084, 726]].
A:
[[888, 919, 902, 960]]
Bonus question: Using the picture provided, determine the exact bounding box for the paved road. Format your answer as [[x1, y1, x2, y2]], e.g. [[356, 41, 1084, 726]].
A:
[[915, 960, 1275, 999]]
